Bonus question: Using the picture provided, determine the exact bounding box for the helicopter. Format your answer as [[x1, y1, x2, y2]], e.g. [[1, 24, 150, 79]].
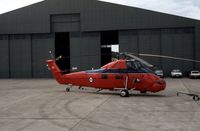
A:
[[46, 52, 166, 97]]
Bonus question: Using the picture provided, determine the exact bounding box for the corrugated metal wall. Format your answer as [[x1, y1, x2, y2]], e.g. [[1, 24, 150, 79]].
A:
[[195, 24, 200, 70], [119, 30, 138, 53], [0, 0, 198, 78], [0, 34, 54, 78], [0, 27, 195, 78], [161, 28, 194, 75], [32, 34, 54, 78], [139, 30, 161, 68], [0, 35, 9, 78], [70, 32, 101, 71], [10, 35, 32, 78], [51, 14, 80, 32], [119, 27, 194, 75]]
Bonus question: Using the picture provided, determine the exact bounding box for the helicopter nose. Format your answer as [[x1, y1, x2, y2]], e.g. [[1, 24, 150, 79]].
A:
[[151, 79, 166, 92], [158, 79, 166, 89], [157, 79, 166, 90]]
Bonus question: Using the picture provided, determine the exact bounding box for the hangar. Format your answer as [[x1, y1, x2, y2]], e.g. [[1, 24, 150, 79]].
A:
[[0, 0, 200, 78]]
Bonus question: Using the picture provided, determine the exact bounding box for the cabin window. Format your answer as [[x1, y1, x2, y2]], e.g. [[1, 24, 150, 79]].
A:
[[101, 74, 108, 79]]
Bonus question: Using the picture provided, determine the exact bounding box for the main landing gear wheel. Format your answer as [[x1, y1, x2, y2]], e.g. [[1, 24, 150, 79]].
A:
[[193, 95, 200, 101], [140, 91, 147, 94], [66, 88, 70, 92], [120, 90, 129, 97]]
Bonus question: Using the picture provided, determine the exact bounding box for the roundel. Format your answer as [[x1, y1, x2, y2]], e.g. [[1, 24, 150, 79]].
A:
[[89, 77, 94, 83]]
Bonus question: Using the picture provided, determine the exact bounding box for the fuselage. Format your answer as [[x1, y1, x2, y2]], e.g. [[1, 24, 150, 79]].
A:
[[64, 71, 165, 92], [46, 59, 166, 93]]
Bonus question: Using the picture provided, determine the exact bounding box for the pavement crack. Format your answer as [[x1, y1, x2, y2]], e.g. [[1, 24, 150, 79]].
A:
[[69, 95, 112, 131]]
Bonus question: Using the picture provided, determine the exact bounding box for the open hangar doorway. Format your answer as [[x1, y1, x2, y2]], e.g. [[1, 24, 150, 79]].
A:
[[101, 30, 119, 66], [55, 32, 70, 73]]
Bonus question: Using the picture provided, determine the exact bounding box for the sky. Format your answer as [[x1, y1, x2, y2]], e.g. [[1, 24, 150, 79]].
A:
[[0, 0, 200, 20], [100, 0, 200, 20], [0, 0, 43, 14]]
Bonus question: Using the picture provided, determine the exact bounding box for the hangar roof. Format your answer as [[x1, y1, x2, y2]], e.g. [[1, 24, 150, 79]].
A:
[[0, 0, 199, 34]]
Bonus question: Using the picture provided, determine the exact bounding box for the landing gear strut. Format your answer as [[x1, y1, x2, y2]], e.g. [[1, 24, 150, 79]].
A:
[[66, 84, 72, 92], [120, 75, 129, 97]]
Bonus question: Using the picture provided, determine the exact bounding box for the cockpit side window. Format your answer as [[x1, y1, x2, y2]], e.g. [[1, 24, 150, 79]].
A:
[[134, 61, 142, 69], [126, 60, 155, 74], [126, 60, 141, 70], [126, 61, 134, 69]]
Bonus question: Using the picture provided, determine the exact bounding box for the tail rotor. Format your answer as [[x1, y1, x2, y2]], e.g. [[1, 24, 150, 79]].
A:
[[49, 51, 62, 61]]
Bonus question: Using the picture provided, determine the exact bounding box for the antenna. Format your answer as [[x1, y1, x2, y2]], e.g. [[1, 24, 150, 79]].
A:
[[49, 51, 63, 61], [56, 55, 62, 61], [49, 51, 54, 59]]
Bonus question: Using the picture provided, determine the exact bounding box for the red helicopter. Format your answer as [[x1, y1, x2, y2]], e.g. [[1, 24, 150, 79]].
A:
[[46, 52, 166, 97]]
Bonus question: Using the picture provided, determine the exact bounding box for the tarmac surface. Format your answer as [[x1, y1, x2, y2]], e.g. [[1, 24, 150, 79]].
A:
[[0, 78, 200, 131]]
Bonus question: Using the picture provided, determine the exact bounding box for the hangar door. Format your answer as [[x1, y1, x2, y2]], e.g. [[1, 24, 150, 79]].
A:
[[32, 34, 54, 78], [161, 28, 194, 75], [0, 35, 9, 78], [119, 30, 138, 53], [10, 35, 32, 78], [119, 29, 162, 68], [138, 30, 161, 68], [119, 28, 194, 76]]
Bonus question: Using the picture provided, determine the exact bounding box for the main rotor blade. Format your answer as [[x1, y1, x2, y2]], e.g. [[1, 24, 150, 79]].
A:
[[139, 53, 200, 63]]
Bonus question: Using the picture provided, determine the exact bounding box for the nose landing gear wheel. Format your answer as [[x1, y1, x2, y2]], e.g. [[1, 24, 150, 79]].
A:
[[140, 91, 147, 94], [66, 88, 70, 92], [120, 90, 129, 97]]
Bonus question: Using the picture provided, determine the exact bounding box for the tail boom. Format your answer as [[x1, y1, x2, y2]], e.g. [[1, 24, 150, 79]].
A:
[[46, 60, 66, 84]]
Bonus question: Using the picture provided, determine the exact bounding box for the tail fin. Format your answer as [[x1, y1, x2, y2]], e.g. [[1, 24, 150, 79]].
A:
[[46, 60, 66, 84]]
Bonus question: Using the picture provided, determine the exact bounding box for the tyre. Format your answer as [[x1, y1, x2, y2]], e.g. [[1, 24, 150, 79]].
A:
[[66, 88, 70, 92], [193, 96, 200, 101], [140, 91, 147, 94], [120, 90, 129, 97]]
